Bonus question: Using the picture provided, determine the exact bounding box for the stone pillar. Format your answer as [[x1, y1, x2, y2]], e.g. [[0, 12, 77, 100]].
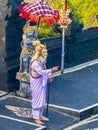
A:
[[0, 0, 8, 91], [5, 0, 24, 92]]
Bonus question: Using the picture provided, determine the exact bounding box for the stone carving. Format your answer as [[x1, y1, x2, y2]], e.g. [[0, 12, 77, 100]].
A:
[[16, 23, 38, 98], [19, 24, 38, 74]]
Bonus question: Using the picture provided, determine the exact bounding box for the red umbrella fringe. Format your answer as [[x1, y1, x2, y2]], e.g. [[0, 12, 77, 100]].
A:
[[19, 12, 59, 25], [19, 10, 59, 23], [30, 15, 59, 25], [29, 15, 39, 22]]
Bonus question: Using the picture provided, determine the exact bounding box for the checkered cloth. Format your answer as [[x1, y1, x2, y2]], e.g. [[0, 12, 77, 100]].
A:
[[19, 0, 59, 25]]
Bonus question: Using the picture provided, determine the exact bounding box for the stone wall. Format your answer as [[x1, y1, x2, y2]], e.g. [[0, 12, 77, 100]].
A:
[[41, 27, 98, 68], [5, 0, 23, 91], [71, 27, 98, 65], [0, 0, 8, 91]]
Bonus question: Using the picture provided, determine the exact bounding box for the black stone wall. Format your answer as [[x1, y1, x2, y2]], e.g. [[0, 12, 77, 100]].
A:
[[5, 0, 24, 91], [41, 26, 98, 69], [0, 0, 8, 91], [72, 27, 98, 65]]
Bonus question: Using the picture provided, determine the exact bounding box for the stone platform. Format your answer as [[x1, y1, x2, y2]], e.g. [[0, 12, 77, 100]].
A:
[[49, 59, 98, 120], [0, 95, 46, 130], [0, 92, 98, 129], [0, 95, 76, 130]]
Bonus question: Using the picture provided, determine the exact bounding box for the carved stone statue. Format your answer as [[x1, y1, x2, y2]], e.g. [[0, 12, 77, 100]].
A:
[[19, 27, 38, 74], [16, 23, 39, 98]]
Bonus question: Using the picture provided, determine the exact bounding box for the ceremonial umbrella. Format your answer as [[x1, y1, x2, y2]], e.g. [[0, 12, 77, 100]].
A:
[[18, 0, 59, 26]]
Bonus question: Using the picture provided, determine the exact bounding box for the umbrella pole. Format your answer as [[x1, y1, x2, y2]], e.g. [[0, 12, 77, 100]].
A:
[[46, 82, 51, 117], [37, 17, 40, 28], [61, 27, 65, 74]]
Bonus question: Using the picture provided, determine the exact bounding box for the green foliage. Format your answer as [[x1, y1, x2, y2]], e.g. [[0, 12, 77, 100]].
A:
[[37, 0, 98, 38], [30, 23, 60, 39], [37, 23, 60, 39], [68, 0, 98, 28]]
